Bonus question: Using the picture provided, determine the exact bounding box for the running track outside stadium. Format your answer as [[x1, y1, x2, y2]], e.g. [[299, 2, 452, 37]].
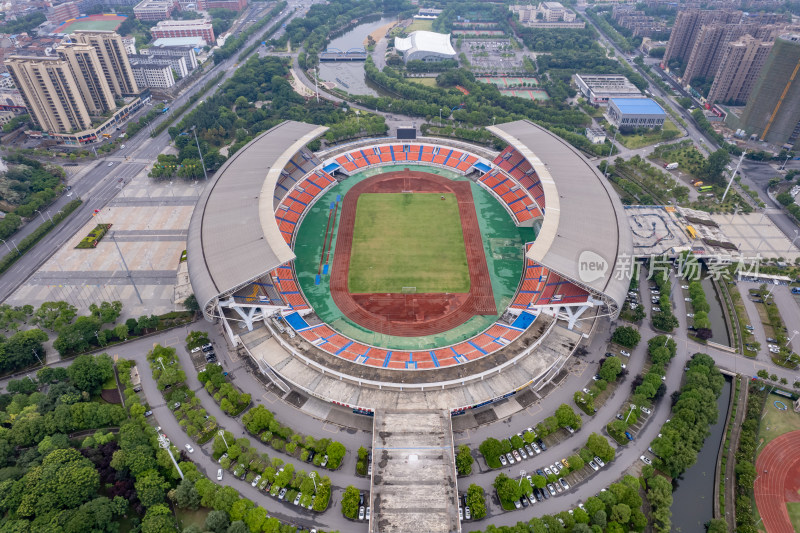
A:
[[754, 430, 800, 533]]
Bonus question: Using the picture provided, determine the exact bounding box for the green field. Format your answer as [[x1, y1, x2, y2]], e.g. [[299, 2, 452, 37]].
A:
[[348, 193, 469, 293], [405, 19, 433, 32], [617, 118, 682, 149], [757, 393, 800, 449]]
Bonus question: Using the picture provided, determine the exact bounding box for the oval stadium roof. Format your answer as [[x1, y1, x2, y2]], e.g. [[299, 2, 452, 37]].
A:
[[487, 120, 633, 313], [394, 31, 456, 62], [187, 121, 327, 316]]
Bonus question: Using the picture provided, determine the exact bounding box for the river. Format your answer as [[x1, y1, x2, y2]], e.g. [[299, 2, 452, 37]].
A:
[[670, 376, 731, 531], [701, 275, 731, 346], [317, 17, 396, 96]]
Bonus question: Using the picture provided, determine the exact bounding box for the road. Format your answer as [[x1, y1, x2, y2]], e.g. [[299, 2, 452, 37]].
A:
[[0, 1, 310, 305]]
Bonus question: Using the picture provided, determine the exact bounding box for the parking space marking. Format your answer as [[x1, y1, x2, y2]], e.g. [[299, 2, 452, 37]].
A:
[[262, 391, 280, 404], [453, 429, 472, 443], [525, 403, 543, 417], [322, 422, 339, 434]]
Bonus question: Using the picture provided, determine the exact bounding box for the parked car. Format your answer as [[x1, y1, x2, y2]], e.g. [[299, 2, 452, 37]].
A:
[[217, 469, 223, 481], [653, 307, 661, 312], [537, 439, 547, 451], [191, 346, 201, 353], [589, 460, 599, 471], [293, 493, 302, 505], [144, 410, 153, 417], [506, 452, 515, 465], [640, 455, 652, 465], [499, 454, 508, 466], [514, 498, 522, 509], [201, 343, 214, 352], [172, 402, 181, 410], [625, 432, 634, 441], [524, 444, 534, 456], [252, 475, 262, 487], [687, 313, 695, 318], [531, 442, 541, 454], [517, 447, 527, 460], [464, 506, 471, 520], [684, 297, 692, 302], [543, 485, 553, 498], [561, 458, 570, 469], [594, 456, 605, 467], [512, 450, 522, 462], [459, 507, 463, 521], [133, 386, 142, 392], [184, 444, 194, 453], [640, 406, 652, 414], [320, 455, 329, 468], [559, 478, 570, 490], [550, 463, 560, 475], [278, 488, 287, 500], [565, 426, 575, 434], [544, 467, 553, 476], [620, 350, 631, 357], [218, 453, 228, 463], [553, 482, 563, 493], [520, 496, 529, 508], [358, 506, 365, 520], [527, 493, 536, 505]]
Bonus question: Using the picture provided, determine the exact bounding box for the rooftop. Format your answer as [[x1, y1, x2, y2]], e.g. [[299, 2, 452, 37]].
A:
[[186, 121, 327, 315], [611, 97, 665, 115], [394, 31, 456, 57], [152, 36, 207, 47], [487, 120, 633, 313], [370, 409, 458, 533]]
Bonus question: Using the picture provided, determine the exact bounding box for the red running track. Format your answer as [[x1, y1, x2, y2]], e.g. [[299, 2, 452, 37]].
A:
[[754, 429, 800, 533], [330, 170, 496, 337]]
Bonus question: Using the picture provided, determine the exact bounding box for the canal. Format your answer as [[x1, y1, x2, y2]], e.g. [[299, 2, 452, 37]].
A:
[[318, 17, 396, 96], [701, 275, 732, 347], [670, 375, 731, 531]]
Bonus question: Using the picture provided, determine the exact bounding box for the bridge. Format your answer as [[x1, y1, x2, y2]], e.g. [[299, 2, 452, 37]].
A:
[[319, 47, 368, 61]]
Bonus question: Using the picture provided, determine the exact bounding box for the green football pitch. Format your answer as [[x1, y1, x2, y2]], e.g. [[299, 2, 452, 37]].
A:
[[348, 192, 469, 293]]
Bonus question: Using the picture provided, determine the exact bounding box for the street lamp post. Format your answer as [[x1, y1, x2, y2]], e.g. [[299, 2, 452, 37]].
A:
[[218, 429, 229, 449], [625, 403, 636, 422], [157, 357, 166, 370], [191, 126, 209, 181], [31, 348, 43, 366], [0, 238, 20, 256], [159, 435, 184, 480], [309, 471, 317, 490], [518, 469, 526, 486]]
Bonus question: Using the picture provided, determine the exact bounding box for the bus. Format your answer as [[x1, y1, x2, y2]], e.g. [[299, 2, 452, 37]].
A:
[[698, 186, 713, 192]]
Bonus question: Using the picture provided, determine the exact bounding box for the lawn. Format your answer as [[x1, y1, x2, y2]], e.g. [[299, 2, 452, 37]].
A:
[[405, 19, 433, 32], [787, 502, 800, 531], [757, 393, 800, 450], [617, 118, 681, 149], [348, 192, 469, 293], [410, 77, 439, 87]]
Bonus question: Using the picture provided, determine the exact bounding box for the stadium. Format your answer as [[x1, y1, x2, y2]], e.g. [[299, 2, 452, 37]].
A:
[[187, 119, 632, 414]]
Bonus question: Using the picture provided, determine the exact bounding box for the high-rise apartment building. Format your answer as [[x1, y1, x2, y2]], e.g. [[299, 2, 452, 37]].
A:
[[740, 34, 800, 147], [5, 56, 92, 133], [663, 9, 742, 65], [47, 1, 80, 23], [71, 30, 139, 96], [56, 43, 116, 115], [708, 35, 773, 104], [682, 23, 756, 83]]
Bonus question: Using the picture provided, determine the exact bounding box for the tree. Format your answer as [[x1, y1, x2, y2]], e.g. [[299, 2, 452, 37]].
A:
[[555, 403, 582, 429], [54, 315, 102, 355], [707, 519, 727, 533], [67, 353, 114, 395], [587, 433, 615, 463], [493, 473, 522, 505], [34, 301, 77, 332], [0, 328, 48, 373], [701, 149, 730, 184], [205, 509, 230, 533], [173, 479, 200, 509], [183, 294, 200, 313], [326, 441, 346, 468], [599, 356, 623, 382], [466, 484, 486, 519], [135, 469, 170, 507], [611, 326, 640, 347], [455, 445, 473, 475], [141, 504, 176, 533], [479, 437, 503, 464], [341, 485, 360, 518], [89, 301, 123, 324], [113, 323, 129, 341]]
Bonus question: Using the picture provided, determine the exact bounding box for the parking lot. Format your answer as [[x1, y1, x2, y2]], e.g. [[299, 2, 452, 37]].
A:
[[460, 39, 525, 73]]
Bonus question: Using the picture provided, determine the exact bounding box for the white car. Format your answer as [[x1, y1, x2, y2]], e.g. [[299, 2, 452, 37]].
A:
[[594, 456, 605, 467], [217, 469, 223, 481], [184, 444, 194, 453], [685, 297, 692, 302], [582, 388, 591, 394], [620, 350, 631, 357], [218, 452, 228, 463], [293, 493, 302, 505], [687, 313, 695, 318], [499, 454, 508, 466], [544, 467, 553, 476], [640, 455, 652, 465], [506, 452, 515, 465], [653, 307, 661, 312], [191, 346, 201, 353], [358, 506, 365, 520], [251, 475, 262, 487], [589, 461, 599, 471], [640, 406, 652, 414], [681, 285, 689, 289], [531, 442, 541, 454]]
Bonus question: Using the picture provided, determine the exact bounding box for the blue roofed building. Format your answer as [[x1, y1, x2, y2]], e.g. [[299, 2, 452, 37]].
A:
[[607, 97, 666, 130]]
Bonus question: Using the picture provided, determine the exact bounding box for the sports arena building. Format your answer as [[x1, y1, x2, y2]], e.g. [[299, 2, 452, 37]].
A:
[[188, 119, 631, 532], [394, 30, 457, 63], [188, 118, 631, 405]]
